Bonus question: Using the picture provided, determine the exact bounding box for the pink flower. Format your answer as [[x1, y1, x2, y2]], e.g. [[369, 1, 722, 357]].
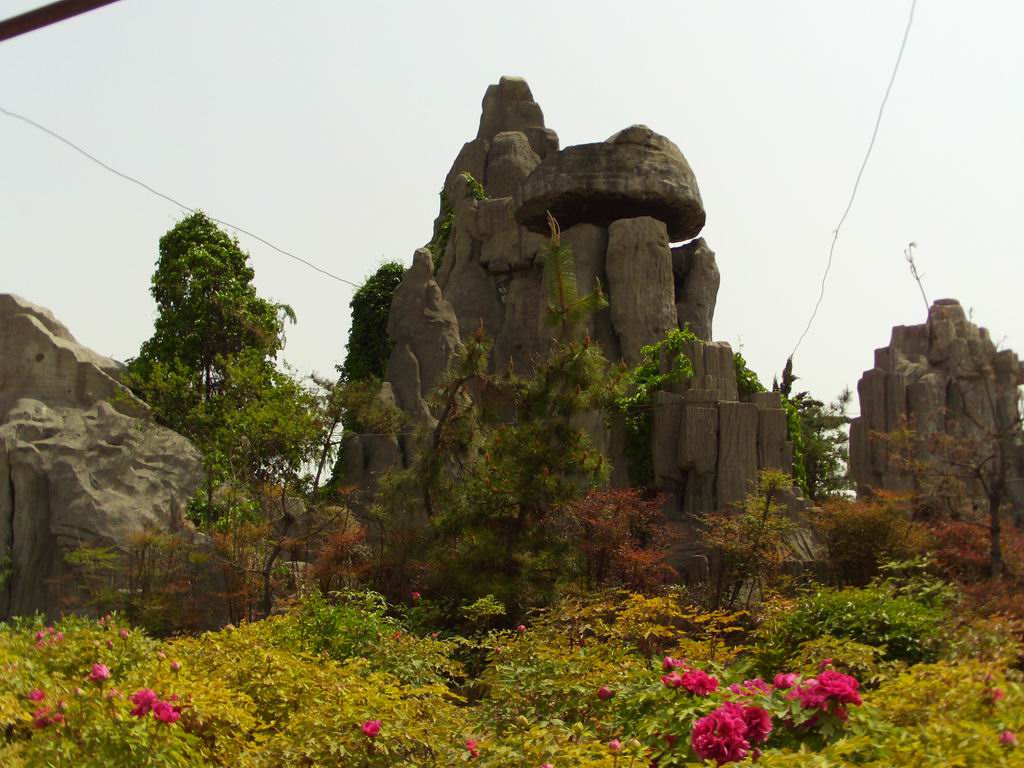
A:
[[130, 688, 159, 717], [516, 625, 526, 634], [789, 670, 861, 712], [541, 764, 554, 768], [118, 628, 130, 639], [772, 673, 798, 690], [988, 687, 1005, 702], [691, 703, 750, 765], [157, 651, 166, 660], [34, 631, 45, 642], [597, 686, 615, 701], [32, 707, 56, 729], [362, 719, 382, 738], [88, 663, 111, 683], [170, 660, 182, 673], [728, 678, 772, 697], [54, 632, 64, 643], [662, 672, 684, 688], [411, 591, 421, 601], [465, 738, 479, 757], [106, 639, 114, 649], [691, 702, 773, 764], [818, 658, 833, 671], [664, 733, 678, 746], [663, 656, 687, 671], [27, 689, 45, 702], [681, 669, 719, 696], [742, 706, 773, 744], [152, 699, 180, 724], [1001, 730, 1018, 747], [608, 739, 622, 753]]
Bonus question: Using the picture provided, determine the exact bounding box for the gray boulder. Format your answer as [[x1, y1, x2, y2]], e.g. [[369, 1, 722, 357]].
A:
[[0, 294, 205, 618], [514, 125, 706, 241]]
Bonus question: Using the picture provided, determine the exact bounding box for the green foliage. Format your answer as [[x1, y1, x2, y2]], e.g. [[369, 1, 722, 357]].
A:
[[336, 261, 406, 385], [754, 570, 952, 673], [734, 351, 766, 398], [789, 388, 852, 501], [410, 330, 621, 613], [782, 396, 809, 494], [616, 328, 699, 486], [1, 585, 1022, 767], [541, 213, 608, 338], [426, 173, 487, 273], [702, 469, 799, 609], [128, 211, 289, 434]]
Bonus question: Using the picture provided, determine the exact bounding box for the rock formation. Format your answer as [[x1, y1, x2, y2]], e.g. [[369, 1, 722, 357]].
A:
[[850, 299, 1024, 515], [347, 77, 813, 553], [0, 294, 205, 618]]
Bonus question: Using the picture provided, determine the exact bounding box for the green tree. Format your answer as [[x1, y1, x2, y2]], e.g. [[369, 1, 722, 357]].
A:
[[337, 261, 406, 384], [126, 211, 295, 456], [372, 221, 622, 613]]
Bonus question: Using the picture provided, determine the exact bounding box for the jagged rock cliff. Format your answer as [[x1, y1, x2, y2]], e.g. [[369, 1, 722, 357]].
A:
[[0, 294, 205, 618], [345, 77, 810, 546], [850, 299, 1024, 515]]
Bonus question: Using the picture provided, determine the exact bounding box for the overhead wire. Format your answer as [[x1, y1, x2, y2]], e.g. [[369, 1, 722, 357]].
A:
[[0, 106, 362, 289], [789, 0, 919, 360]]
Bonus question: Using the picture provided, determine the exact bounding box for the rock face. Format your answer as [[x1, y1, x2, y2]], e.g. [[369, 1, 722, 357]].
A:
[[515, 125, 706, 241], [850, 299, 1024, 515], [0, 294, 205, 618], [353, 77, 815, 567]]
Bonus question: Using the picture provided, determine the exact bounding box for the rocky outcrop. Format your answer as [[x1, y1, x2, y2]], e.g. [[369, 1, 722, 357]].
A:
[[606, 217, 678, 365], [358, 77, 814, 561], [850, 299, 1024, 515], [0, 294, 205, 618], [514, 125, 706, 241]]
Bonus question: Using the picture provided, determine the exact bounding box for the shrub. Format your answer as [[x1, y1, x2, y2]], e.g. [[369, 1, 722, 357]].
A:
[[753, 577, 951, 673], [812, 493, 926, 585]]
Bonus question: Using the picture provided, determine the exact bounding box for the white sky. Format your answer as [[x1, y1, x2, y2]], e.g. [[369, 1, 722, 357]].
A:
[[3, 1, 1022, 412]]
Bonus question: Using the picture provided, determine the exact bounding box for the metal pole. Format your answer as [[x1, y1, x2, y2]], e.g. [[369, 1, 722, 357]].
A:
[[0, 0, 122, 43]]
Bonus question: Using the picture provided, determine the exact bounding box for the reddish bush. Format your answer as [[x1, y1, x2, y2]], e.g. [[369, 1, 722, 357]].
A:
[[561, 488, 677, 592]]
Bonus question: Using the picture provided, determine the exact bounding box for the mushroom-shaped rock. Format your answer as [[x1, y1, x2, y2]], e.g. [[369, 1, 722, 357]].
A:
[[514, 125, 705, 241]]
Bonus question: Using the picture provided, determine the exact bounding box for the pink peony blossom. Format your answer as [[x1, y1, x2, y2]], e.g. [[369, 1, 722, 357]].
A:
[[411, 591, 421, 601], [988, 687, 1005, 702], [27, 689, 45, 702], [106, 639, 114, 650], [662, 672, 684, 688], [691, 702, 774, 764], [541, 764, 554, 768], [681, 669, 719, 696], [88, 663, 111, 683], [818, 658, 833, 671], [691, 703, 750, 765], [34, 631, 45, 642], [728, 678, 772, 697], [663, 656, 687, 671], [152, 699, 180, 724], [516, 625, 527, 634], [465, 738, 479, 757], [170, 660, 182, 673], [362, 719, 382, 738], [742, 706, 773, 744], [1001, 730, 1018, 747], [772, 673, 798, 690], [119, 628, 130, 639], [789, 670, 861, 712], [608, 739, 622, 753], [130, 688, 159, 717], [597, 686, 615, 700]]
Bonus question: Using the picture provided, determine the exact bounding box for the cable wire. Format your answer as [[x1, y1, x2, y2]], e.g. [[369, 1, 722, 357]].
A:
[[790, 0, 918, 359], [0, 106, 361, 289]]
